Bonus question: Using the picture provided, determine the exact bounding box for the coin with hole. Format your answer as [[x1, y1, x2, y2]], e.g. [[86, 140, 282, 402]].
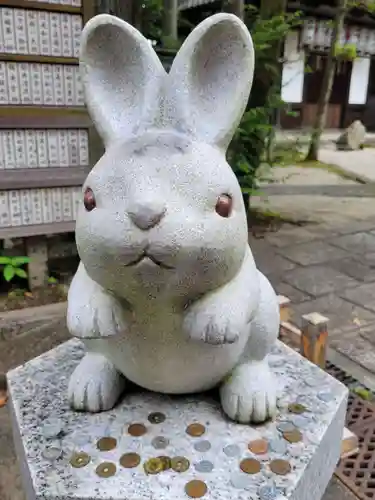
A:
[[194, 440, 211, 453], [186, 423, 206, 437], [96, 462, 117, 478], [151, 436, 169, 450], [248, 439, 268, 455], [119, 453, 141, 469], [70, 452, 91, 468], [148, 412, 166, 424], [283, 429, 303, 444], [185, 480, 208, 498], [223, 444, 241, 457], [144, 457, 164, 475], [127, 423, 147, 437], [194, 460, 214, 473], [288, 403, 307, 414], [171, 456, 190, 473], [269, 459, 291, 476], [240, 458, 261, 475], [277, 421, 296, 433], [158, 456, 172, 471], [97, 437, 117, 451]]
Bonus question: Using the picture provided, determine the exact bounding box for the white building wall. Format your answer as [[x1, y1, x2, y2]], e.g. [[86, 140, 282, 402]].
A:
[[348, 57, 371, 105], [281, 31, 305, 104]]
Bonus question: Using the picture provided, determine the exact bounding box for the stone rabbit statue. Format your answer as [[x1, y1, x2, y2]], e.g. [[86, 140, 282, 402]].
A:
[[67, 12, 280, 424]]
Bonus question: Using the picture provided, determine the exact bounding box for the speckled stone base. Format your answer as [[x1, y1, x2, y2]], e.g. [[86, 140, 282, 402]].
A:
[[7, 339, 348, 500]]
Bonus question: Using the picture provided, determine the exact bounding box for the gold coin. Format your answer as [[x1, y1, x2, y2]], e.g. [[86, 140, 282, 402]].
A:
[[283, 429, 303, 444], [248, 439, 268, 455], [70, 452, 91, 468], [288, 403, 307, 415], [148, 412, 166, 424], [185, 480, 208, 498], [158, 456, 172, 471], [144, 458, 164, 475], [171, 456, 190, 473], [270, 459, 291, 476], [97, 437, 117, 451], [128, 423, 147, 437], [186, 423, 206, 437], [119, 452, 141, 469], [95, 462, 117, 478], [239, 458, 261, 474]]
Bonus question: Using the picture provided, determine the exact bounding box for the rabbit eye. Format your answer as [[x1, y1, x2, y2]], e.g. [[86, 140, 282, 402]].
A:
[[83, 187, 96, 212], [215, 194, 232, 218]]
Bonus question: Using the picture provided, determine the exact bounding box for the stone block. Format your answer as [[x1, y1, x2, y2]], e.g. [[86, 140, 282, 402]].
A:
[[336, 120, 366, 151], [7, 339, 348, 500]]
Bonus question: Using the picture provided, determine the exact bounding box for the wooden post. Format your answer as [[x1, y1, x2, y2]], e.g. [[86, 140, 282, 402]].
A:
[[162, 0, 178, 45], [278, 295, 291, 323], [301, 312, 329, 369], [26, 236, 48, 290]]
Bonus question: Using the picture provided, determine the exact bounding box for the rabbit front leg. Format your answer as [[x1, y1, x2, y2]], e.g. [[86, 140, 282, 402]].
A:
[[183, 248, 260, 345], [220, 271, 280, 424], [67, 263, 127, 412]]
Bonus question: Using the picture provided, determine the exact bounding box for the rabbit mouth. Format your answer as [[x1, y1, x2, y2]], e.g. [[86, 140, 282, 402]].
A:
[[125, 251, 174, 270]]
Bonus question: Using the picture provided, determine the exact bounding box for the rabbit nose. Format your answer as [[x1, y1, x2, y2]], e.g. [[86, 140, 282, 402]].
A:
[[128, 199, 166, 230]]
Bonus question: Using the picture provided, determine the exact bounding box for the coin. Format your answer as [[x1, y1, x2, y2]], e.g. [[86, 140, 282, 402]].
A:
[[269, 459, 291, 476], [151, 436, 169, 450], [288, 403, 307, 414], [42, 444, 63, 461], [248, 439, 268, 455], [258, 484, 279, 500], [158, 456, 172, 471], [144, 457, 164, 475], [276, 421, 296, 433], [283, 429, 303, 444], [148, 412, 166, 424], [269, 439, 288, 454], [185, 480, 208, 498], [290, 415, 310, 429], [194, 440, 211, 453], [317, 392, 334, 402], [171, 456, 190, 473], [119, 453, 141, 469], [186, 423, 206, 437], [70, 451, 91, 468], [96, 462, 116, 478], [239, 458, 261, 474], [195, 460, 214, 473], [223, 444, 241, 457], [128, 423, 147, 437], [97, 437, 117, 451]]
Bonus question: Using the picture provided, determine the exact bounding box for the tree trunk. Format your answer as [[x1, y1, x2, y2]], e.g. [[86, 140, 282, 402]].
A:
[[222, 0, 245, 19], [95, 0, 139, 25], [305, 0, 348, 161], [162, 0, 178, 43]]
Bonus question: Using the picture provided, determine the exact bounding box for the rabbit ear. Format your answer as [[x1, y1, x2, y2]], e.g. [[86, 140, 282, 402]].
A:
[[166, 13, 255, 151], [79, 14, 166, 147]]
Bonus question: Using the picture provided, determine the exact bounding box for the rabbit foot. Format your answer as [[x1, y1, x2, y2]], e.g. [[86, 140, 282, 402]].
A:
[[220, 360, 277, 424], [184, 301, 243, 345], [68, 353, 126, 412]]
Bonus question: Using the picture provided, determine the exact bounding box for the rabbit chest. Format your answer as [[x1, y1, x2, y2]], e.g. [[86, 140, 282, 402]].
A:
[[84, 303, 248, 395]]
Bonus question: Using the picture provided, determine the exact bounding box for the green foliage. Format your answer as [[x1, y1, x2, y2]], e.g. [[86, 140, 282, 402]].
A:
[[334, 42, 357, 61], [0, 255, 30, 282], [227, 8, 302, 198]]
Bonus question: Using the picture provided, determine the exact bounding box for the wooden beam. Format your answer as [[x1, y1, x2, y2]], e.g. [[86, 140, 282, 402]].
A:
[[301, 312, 330, 369], [0, 54, 79, 65], [0, 167, 90, 190], [0, 106, 90, 129], [0, 0, 81, 14], [0, 221, 76, 239]]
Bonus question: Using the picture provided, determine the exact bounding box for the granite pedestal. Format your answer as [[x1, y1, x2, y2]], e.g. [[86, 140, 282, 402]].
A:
[[7, 339, 348, 500]]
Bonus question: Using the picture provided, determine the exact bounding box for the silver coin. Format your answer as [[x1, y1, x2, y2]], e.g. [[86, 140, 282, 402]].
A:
[[258, 484, 279, 500], [194, 440, 212, 453], [151, 436, 169, 450], [223, 444, 241, 457], [291, 415, 310, 429], [317, 392, 334, 402], [230, 472, 253, 489], [42, 419, 62, 439], [277, 421, 296, 433], [194, 460, 214, 473], [269, 439, 288, 454], [42, 445, 63, 461]]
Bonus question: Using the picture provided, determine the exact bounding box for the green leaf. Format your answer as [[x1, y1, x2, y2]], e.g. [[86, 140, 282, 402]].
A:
[[11, 256, 30, 266], [3, 265, 15, 282], [15, 268, 28, 279], [0, 256, 11, 265]]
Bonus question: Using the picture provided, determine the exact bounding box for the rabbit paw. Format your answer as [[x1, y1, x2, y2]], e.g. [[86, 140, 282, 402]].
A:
[[183, 299, 245, 345], [220, 361, 277, 424], [67, 291, 127, 339], [68, 353, 126, 412]]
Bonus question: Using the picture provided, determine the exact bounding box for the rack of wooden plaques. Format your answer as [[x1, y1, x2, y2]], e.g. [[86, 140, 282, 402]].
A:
[[0, 0, 95, 239]]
